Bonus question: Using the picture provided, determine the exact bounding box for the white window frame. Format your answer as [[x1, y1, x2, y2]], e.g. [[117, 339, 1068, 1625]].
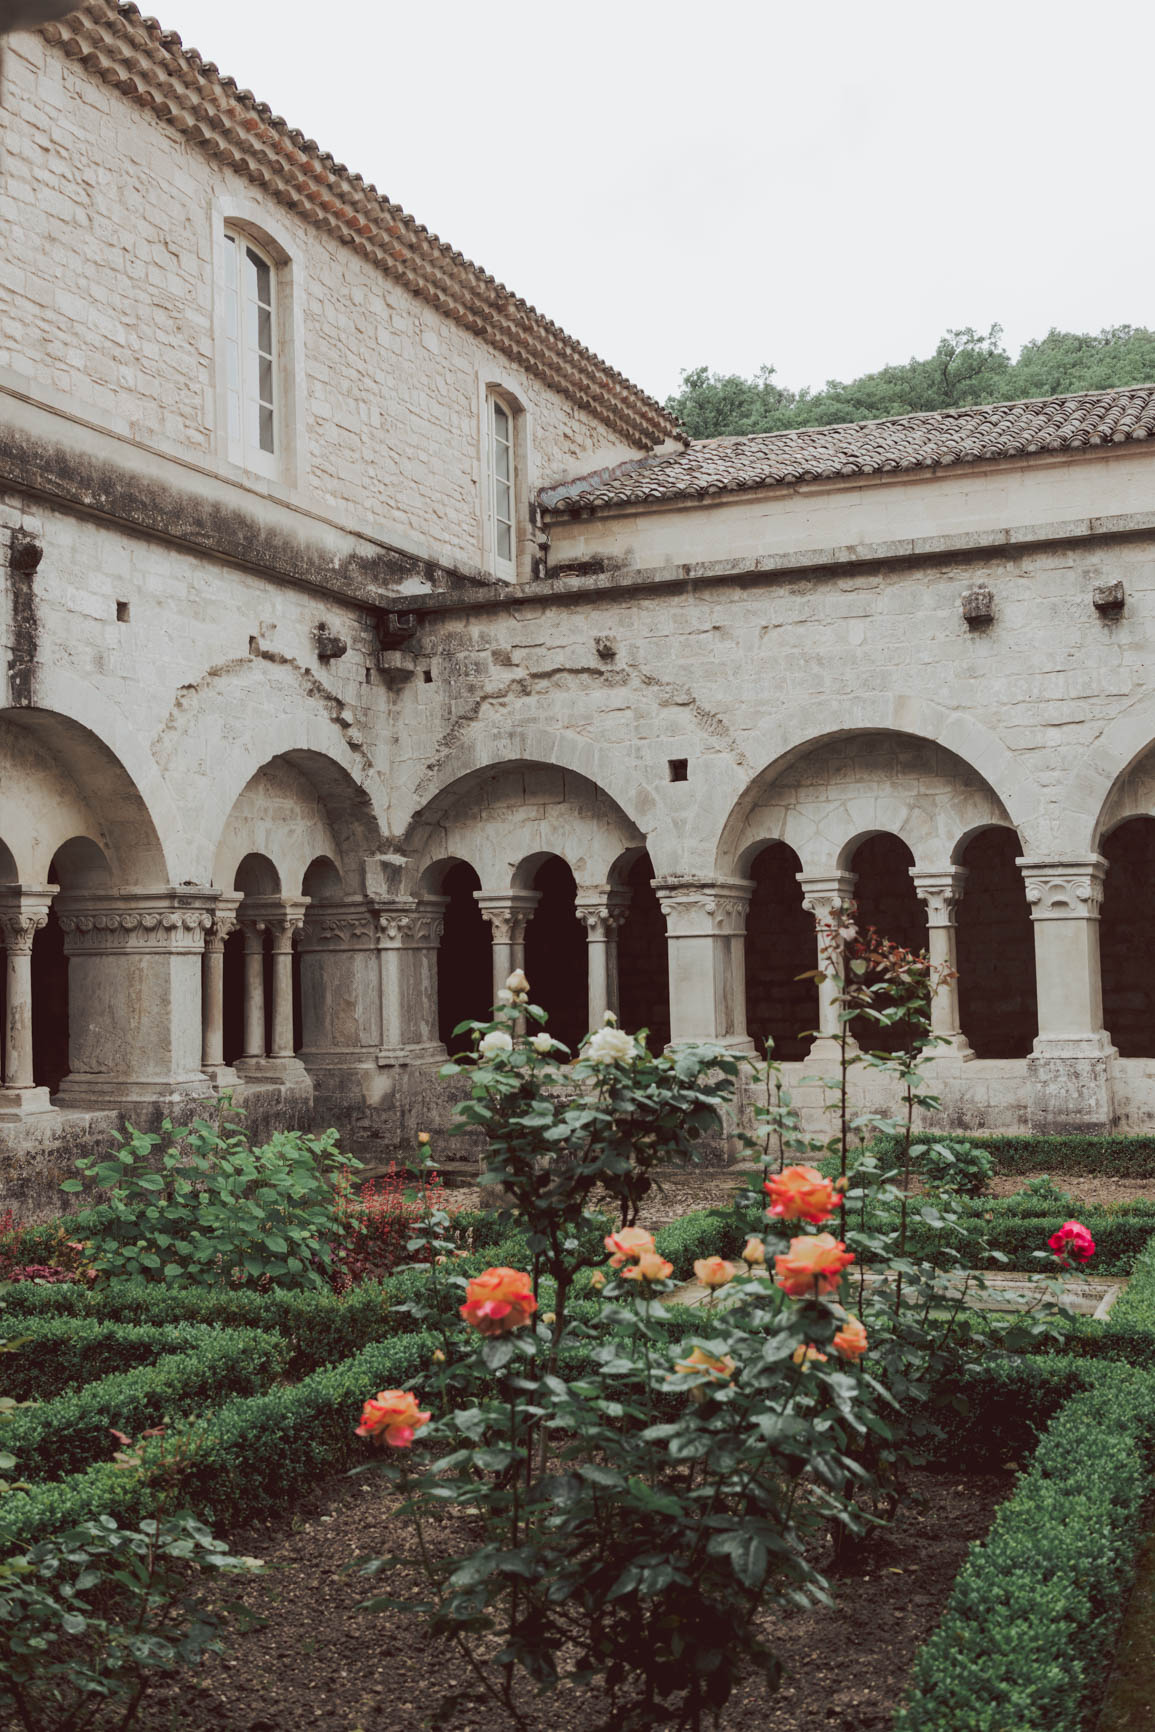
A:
[[487, 390, 517, 581], [211, 200, 304, 489], [223, 228, 279, 480]]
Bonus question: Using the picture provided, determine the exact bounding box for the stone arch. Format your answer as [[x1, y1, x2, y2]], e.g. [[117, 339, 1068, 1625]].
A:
[[0, 708, 170, 885], [1092, 727, 1155, 851], [720, 728, 1016, 879], [211, 751, 383, 894], [401, 758, 645, 897], [302, 855, 343, 901], [714, 698, 1040, 877]]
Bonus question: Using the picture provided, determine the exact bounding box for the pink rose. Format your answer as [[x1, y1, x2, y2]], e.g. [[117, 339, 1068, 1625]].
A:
[[1049, 1220, 1095, 1267]]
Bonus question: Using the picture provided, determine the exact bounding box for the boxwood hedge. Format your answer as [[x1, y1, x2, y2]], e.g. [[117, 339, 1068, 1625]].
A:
[[2, 1315, 257, 1402], [873, 1131, 1155, 1179]]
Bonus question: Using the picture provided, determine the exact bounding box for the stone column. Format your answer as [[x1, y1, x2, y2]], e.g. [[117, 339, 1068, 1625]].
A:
[[575, 887, 631, 1028], [0, 887, 57, 1121], [201, 892, 241, 1089], [236, 897, 309, 1085], [910, 868, 973, 1059], [652, 876, 755, 1049], [297, 899, 382, 1100], [797, 871, 858, 1067], [1019, 856, 1115, 1133], [373, 898, 448, 1068], [474, 890, 540, 1004], [54, 889, 215, 1108]]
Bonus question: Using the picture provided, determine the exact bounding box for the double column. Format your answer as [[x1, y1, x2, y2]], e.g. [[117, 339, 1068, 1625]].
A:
[[0, 887, 57, 1121], [201, 893, 241, 1089], [575, 887, 631, 1027], [797, 872, 858, 1066], [909, 868, 972, 1059], [652, 876, 754, 1049], [234, 896, 309, 1086], [1019, 856, 1114, 1132], [474, 891, 539, 1005]]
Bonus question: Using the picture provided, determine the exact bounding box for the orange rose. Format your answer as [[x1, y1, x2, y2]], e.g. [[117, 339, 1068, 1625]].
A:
[[621, 1251, 674, 1284], [833, 1316, 868, 1362], [673, 1346, 736, 1401], [459, 1266, 538, 1335], [774, 1233, 855, 1298], [605, 1227, 656, 1268], [792, 1344, 828, 1368], [764, 1165, 839, 1225], [741, 1236, 766, 1265], [355, 1389, 431, 1449], [694, 1256, 736, 1289]]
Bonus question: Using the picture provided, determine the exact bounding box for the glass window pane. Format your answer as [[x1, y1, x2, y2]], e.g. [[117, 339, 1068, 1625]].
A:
[[497, 521, 512, 562], [257, 307, 273, 358], [259, 404, 275, 453], [259, 355, 274, 406], [495, 441, 510, 482], [493, 402, 510, 442]]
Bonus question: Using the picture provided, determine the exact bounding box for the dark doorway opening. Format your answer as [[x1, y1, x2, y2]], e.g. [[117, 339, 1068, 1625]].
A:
[[956, 827, 1037, 1058], [524, 857, 588, 1054], [437, 862, 491, 1054], [744, 842, 818, 1061], [616, 852, 671, 1052]]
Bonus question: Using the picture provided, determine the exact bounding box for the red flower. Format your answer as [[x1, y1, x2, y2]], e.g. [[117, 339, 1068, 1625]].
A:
[[1049, 1219, 1096, 1267]]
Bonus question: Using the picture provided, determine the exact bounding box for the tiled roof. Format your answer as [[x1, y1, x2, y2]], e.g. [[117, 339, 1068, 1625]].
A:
[[539, 386, 1155, 515], [38, 3, 683, 451]]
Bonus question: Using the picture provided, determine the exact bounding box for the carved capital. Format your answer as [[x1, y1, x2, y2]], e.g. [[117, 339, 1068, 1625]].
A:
[[652, 876, 754, 938], [575, 888, 631, 940], [0, 887, 57, 955], [910, 868, 968, 927], [475, 891, 540, 946], [204, 892, 242, 954], [796, 872, 857, 925], [56, 891, 216, 955], [1018, 856, 1108, 920], [0, 911, 47, 954]]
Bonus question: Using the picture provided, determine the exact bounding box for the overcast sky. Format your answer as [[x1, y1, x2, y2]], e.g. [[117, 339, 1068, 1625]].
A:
[[163, 0, 1152, 405]]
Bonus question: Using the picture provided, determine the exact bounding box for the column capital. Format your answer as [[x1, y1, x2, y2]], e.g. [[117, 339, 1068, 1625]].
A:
[[204, 890, 243, 954], [299, 898, 378, 952], [0, 885, 57, 953], [574, 886, 631, 938], [475, 890, 540, 946], [652, 875, 754, 937], [1017, 856, 1108, 920], [910, 867, 969, 926], [56, 888, 216, 955], [369, 896, 448, 949], [796, 871, 857, 920]]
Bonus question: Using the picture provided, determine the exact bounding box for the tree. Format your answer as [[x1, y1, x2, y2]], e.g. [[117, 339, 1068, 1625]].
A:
[[665, 323, 1155, 440]]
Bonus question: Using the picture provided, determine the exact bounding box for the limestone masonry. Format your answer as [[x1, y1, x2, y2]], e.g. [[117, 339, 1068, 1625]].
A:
[[3, 4, 1155, 1215]]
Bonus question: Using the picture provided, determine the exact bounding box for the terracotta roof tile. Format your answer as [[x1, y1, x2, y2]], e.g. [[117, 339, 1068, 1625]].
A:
[[539, 386, 1155, 515], [37, 2, 681, 451]]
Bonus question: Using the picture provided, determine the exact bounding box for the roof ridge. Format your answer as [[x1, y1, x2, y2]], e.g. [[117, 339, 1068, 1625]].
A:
[[37, 1, 683, 451]]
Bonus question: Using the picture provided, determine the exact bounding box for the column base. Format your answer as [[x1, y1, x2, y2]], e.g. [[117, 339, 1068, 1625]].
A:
[[200, 1064, 241, 1092], [922, 1034, 975, 1061], [0, 1086, 58, 1122], [53, 1074, 214, 1110], [1027, 1036, 1116, 1134], [235, 1056, 312, 1086], [802, 1035, 860, 1074], [377, 1043, 448, 1069]]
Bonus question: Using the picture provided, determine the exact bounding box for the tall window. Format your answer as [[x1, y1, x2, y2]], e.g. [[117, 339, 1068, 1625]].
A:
[[488, 393, 516, 578], [224, 231, 276, 475]]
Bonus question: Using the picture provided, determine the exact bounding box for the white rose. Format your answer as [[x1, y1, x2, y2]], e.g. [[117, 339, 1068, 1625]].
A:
[[585, 1026, 637, 1065], [479, 1030, 514, 1060], [506, 969, 530, 993], [531, 1033, 553, 1053], [496, 988, 515, 1005]]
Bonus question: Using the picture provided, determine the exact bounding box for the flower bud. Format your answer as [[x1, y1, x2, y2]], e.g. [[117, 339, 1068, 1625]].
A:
[[432, 1348, 446, 1363]]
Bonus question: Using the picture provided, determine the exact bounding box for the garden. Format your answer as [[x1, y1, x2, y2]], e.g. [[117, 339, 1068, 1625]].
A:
[[2, 915, 1155, 1731]]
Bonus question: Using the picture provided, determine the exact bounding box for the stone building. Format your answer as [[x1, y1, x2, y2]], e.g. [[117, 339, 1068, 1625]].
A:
[[3, 3, 1155, 1212]]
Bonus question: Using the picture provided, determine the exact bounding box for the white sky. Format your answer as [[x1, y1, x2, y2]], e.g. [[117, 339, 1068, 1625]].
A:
[[161, 0, 1153, 404]]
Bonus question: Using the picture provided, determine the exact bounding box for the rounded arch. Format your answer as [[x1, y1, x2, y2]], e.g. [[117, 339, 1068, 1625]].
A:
[[234, 853, 281, 896], [744, 840, 816, 1062], [0, 838, 18, 882], [714, 698, 1040, 877], [0, 707, 170, 885], [1062, 698, 1155, 854], [50, 836, 113, 891], [956, 823, 1037, 1058], [212, 748, 384, 894], [302, 855, 343, 902], [401, 755, 646, 897]]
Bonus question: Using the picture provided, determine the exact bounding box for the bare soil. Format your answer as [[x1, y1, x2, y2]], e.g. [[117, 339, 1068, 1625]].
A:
[[987, 1172, 1155, 1208], [134, 1464, 1013, 1732]]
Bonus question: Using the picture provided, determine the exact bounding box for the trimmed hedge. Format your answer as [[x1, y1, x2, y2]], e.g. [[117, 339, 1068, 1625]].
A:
[[873, 1131, 1155, 1179], [6, 1328, 288, 1482], [3, 1316, 253, 1402], [896, 1363, 1155, 1732], [0, 1331, 439, 1550]]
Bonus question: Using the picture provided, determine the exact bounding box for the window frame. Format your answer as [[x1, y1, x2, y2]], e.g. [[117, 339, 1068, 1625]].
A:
[[488, 391, 517, 580], [211, 201, 303, 489], [222, 227, 279, 480]]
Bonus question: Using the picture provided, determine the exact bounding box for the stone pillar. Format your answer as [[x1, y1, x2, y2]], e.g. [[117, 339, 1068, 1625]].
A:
[[475, 890, 540, 1004], [373, 898, 448, 1068], [652, 876, 755, 1049], [0, 887, 57, 1121], [297, 899, 382, 1099], [201, 892, 241, 1089], [797, 871, 858, 1066], [54, 889, 215, 1108], [575, 887, 631, 1029], [910, 868, 973, 1059], [236, 898, 309, 1085], [1019, 857, 1115, 1133]]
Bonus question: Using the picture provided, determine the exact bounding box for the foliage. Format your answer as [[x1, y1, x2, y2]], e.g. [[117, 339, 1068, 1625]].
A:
[[0, 1208, 93, 1286], [665, 323, 1155, 439], [869, 1129, 1155, 1178], [916, 1139, 993, 1197], [5, 1329, 288, 1483], [1, 1317, 268, 1405], [61, 1111, 352, 1291], [0, 1512, 253, 1732], [332, 1162, 460, 1289], [895, 1365, 1155, 1732]]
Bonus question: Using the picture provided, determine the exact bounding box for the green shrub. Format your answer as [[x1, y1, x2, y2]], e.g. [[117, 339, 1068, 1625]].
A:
[[6, 1328, 288, 1482], [896, 1365, 1155, 1732], [873, 1131, 1155, 1179], [62, 1112, 350, 1291], [917, 1139, 993, 1196], [654, 1210, 740, 1279], [1, 1317, 251, 1402]]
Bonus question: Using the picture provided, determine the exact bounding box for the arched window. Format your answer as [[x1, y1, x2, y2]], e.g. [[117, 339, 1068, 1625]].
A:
[[223, 229, 278, 476], [487, 391, 517, 579]]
